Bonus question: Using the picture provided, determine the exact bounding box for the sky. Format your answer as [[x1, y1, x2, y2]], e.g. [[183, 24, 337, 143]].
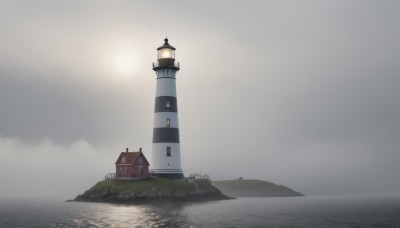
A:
[[0, 0, 399, 200]]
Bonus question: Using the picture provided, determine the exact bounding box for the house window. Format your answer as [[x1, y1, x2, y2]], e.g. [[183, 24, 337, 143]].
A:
[[139, 166, 143, 176], [119, 167, 123, 174], [166, 147, 171, 157], [124, 167, 128, 175], [166, 118, 171, 127], [139, 157, 142, 163], [165, 101, 171, 108], [122, 155, 125, 163]]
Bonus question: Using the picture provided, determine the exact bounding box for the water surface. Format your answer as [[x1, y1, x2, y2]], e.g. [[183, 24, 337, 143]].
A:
[[1, 194, 400, 227]]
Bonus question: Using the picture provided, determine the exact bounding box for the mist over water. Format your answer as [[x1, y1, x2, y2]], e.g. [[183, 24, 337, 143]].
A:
[[1, 0, 400, 198], [1, 195, 400, 227]]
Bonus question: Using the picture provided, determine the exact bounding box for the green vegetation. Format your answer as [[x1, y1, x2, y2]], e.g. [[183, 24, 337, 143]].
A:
[[91, 177, 195, 194], [212, 179, 303, 197], [74, 177, 231, 203]]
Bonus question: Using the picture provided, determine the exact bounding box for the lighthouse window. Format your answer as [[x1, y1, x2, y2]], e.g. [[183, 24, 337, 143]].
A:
[[166, 118, 171, 127], [166, 147, 171, 157], [165, 101, 171, 108]]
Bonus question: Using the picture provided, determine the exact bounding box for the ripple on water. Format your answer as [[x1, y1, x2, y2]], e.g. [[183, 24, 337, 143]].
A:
[[1, 195, 400, 227]]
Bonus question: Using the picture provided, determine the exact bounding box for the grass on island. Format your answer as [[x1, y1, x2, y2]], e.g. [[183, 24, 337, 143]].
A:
[[213, 179, 278, 189], [90, 177, 210, 194], [212, 179, 303, 197]]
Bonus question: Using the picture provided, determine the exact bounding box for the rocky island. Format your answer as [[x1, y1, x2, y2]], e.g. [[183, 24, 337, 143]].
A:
[[73, 177, 232, 203], [212, 178, 304, 197]]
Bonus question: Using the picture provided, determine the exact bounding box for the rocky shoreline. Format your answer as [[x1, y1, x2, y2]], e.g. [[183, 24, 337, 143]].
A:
[[72, 177, 233, 203]]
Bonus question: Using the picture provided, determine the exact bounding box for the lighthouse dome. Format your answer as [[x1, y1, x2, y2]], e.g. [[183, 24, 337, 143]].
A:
[[157, 38, 176, 50]]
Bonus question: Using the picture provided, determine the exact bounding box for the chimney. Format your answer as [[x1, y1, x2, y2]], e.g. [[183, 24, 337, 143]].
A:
[[139, 147, 142, 152], [126, 148, 128, 153]]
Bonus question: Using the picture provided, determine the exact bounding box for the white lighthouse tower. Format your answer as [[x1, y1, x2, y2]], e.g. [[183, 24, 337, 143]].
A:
[[150, 38, 184, 179]]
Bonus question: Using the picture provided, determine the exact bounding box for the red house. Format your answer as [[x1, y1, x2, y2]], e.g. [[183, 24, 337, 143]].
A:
[[115, 148, 150, 178]]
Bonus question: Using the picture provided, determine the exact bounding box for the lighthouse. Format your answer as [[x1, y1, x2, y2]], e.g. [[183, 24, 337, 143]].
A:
[[150, 38, 184, 179]]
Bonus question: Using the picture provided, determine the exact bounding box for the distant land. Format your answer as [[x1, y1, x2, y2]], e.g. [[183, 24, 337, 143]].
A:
[[73, 177, 232, 203], [212, 179, 304, 197]]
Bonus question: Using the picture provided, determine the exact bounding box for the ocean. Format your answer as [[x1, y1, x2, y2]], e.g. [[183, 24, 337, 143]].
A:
[[1, 194, 400, 227]]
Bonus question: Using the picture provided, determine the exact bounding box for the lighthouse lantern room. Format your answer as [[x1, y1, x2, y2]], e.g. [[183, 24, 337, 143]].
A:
[[158, 41, 175, 59], [150, 38, 184, 179]]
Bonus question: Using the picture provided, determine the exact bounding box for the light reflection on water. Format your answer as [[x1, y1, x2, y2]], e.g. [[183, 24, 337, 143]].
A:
[[61, 202, 190, 227], [1, 195, 400, 227]]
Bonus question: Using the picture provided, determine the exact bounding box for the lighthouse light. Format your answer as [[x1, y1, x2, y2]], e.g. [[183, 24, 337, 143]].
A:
[[158, 48, 175, 59]]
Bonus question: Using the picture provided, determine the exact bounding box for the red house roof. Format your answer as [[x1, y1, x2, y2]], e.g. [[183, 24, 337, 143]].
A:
[[115, 151, 150, 166]]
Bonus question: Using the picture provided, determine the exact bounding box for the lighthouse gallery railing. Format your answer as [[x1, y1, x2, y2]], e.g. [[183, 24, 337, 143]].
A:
[[152, 62, 180, 68]]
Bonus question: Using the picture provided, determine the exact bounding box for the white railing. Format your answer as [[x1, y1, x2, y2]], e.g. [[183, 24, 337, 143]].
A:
[[189, 172, 210, 180], [105, 173, 116, 179]]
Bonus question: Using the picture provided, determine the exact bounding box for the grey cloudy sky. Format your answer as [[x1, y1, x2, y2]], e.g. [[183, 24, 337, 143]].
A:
[[0, 0, 399, 199]]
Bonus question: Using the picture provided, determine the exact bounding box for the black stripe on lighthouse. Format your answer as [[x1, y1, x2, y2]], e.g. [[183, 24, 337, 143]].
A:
[[154, 96, 178, 113], [153, 128, 180, 143]]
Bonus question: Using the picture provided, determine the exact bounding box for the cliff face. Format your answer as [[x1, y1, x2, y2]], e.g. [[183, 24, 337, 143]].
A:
[[212, 179, 304, 197], [74, 177, 232, 203]]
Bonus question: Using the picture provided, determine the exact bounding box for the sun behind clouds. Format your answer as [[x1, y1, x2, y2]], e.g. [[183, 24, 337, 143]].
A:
[[113, 49, 138, 75]]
